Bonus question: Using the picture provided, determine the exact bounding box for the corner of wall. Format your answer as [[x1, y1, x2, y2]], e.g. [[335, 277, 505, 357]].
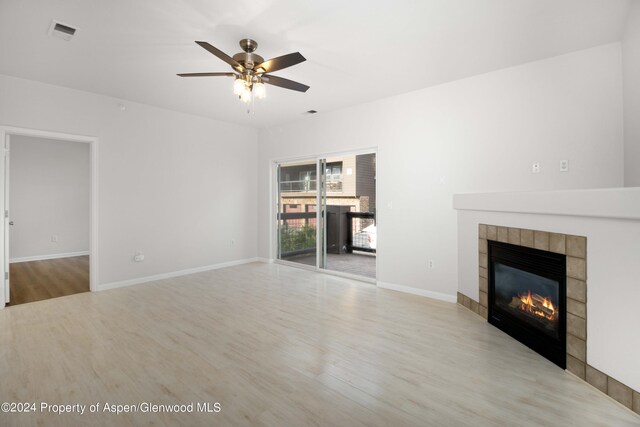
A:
[[622, 1, 640, 187]]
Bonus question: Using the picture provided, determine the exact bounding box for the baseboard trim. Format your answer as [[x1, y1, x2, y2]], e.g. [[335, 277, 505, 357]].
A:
[[256, 257, 273, 264], [377, 281, 457, 303], [97, 257, 261, 292], [10, 251, 90, 264]]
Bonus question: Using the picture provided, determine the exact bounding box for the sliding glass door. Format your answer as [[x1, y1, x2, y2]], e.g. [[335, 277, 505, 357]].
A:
[[322, 154, 376, 279], [276, 152, 376, 279], [276, 159, 322, 267]]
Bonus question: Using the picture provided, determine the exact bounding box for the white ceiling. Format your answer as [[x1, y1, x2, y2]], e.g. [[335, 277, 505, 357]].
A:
[[0, 0, 631, 128]]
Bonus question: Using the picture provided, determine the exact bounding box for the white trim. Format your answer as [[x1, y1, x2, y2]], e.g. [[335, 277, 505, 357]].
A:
[[97, 257, 261, 292], [377, 281, 457, 303], [453, 187, 640, 221], [10, 251, 90, 263], [316, 159, 323, 268], [4, 135, 9, 303], [0, 127, 97, 144], [0, 125, 99, 308], [270, 146, 378, 165], [269, 161, 276, 262], [256, 257, 273, 264]]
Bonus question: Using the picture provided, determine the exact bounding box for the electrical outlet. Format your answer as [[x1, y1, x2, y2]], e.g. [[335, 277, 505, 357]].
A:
[[560, 160, 569, 172], [532, 162, 541, 174], [428, 260, 434, 269], [51, 235, 58, 243], [133, 251, 144, 262]]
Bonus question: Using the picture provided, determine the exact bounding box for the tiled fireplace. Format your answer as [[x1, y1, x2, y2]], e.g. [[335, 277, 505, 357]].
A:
[[457, 224, 640, 414], [461, 224, 587, 374]]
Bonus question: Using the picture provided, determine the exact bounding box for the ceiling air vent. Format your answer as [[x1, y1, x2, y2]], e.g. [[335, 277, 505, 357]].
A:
[[48, 20, 78, 41]]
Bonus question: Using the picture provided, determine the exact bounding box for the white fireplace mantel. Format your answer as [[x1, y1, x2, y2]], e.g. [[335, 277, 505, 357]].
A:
[[453, 187, 640, 221]]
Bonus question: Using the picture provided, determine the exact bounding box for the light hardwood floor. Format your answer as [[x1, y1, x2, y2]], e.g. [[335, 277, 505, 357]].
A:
[[8, 256, 90, 306], [0, 262, 638, 426]]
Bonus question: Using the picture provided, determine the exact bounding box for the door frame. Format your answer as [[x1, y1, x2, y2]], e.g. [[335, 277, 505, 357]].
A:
[[0, 126, 99, 308], [271, 147, 377, 283]]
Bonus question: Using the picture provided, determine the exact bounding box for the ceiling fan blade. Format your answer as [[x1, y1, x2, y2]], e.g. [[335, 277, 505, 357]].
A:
[[262, 74, 310, 93], [177, 72, 236, 77], [195, 41, 244, 71], [255, 52, 306, 73]]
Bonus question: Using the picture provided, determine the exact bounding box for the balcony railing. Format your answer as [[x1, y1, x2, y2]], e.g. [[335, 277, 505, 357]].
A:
[[277, 210, 376, 259], [280, 179, 317, 193], [278, 211, 317, 258], [280, 176, 343, 193], [326, 176, 343, 192], [347, 212, 376, 253]]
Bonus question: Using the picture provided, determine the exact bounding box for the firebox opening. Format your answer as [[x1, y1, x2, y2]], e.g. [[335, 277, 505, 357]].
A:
[[488, 241, 566, 369]]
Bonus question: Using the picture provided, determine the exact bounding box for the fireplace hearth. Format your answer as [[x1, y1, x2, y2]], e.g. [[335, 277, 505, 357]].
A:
[[489, 240, 566, 368]]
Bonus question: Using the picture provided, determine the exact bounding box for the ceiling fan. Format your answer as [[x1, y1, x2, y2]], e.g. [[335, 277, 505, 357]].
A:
[[178, 39, 310, 103]]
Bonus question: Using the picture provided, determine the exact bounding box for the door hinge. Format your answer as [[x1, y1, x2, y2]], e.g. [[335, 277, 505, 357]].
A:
[[4, 210, 8, 219], [4, 272, 8, 280]]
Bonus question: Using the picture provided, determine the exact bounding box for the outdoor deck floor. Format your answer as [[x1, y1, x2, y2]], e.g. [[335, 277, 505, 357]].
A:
[[284, 252, 376, 279]]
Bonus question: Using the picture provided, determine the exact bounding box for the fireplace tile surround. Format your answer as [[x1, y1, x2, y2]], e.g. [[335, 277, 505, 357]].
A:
[[457, 224, 640, 416]]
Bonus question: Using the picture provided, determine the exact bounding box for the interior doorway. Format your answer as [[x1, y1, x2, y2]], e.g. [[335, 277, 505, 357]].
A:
[[275, 150, 376, 280], [0, 127, 98, 308]]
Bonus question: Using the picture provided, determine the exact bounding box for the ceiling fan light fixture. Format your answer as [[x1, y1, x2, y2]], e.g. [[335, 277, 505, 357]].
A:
[[240, 85, 252, 103], [254, 81, 266, 100], [233, 77, 246, 95]]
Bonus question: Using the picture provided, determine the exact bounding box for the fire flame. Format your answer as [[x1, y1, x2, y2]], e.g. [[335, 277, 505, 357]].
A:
[[518, 290, 556, 321], [542, 297, 555, 315], [520, 290, 533, 307]]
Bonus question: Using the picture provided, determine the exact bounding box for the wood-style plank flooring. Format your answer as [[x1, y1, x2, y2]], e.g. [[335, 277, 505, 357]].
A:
[[8, 256, 89, 306], [0, 262, 638, 426], [288, 252, 377, 278]]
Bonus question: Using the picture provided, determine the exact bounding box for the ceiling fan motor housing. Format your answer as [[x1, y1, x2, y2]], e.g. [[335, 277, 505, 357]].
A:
[[232, 39, 264, 70], [232, 52, 264, 71]]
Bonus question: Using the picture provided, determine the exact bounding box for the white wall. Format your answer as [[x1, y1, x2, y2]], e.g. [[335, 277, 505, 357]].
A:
[[9, 135, 89, 260], [258, 43, 624, 299], [0, 74, 258, 286], [623, 1, 640, 186], [455, 190, 640, 391]]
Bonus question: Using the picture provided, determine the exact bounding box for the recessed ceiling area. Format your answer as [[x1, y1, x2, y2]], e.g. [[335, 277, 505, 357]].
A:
[[0, 0, 631, 128]]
